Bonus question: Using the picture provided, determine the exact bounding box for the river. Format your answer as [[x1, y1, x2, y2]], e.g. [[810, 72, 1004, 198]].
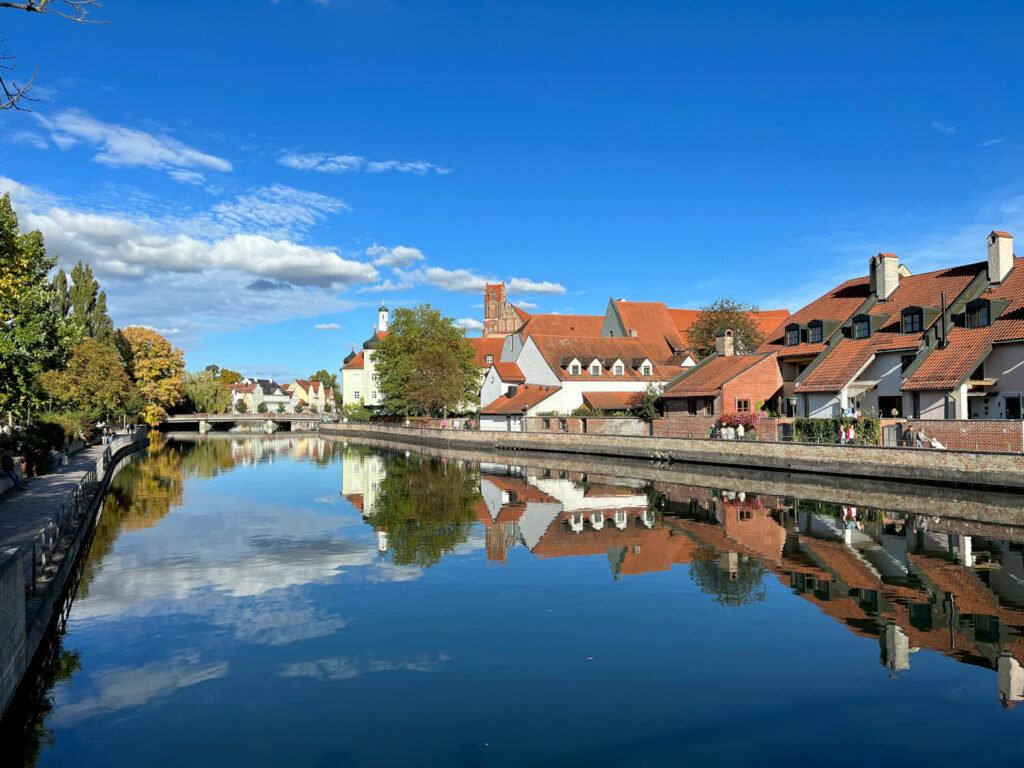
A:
[[4, 433, 1024, 766]]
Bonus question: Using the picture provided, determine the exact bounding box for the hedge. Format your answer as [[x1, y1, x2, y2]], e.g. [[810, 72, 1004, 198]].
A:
[[792, 417, 880, 445]]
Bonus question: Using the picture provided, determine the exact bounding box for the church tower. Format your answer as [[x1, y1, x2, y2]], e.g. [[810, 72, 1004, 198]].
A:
[[483, 282, 507, 337]]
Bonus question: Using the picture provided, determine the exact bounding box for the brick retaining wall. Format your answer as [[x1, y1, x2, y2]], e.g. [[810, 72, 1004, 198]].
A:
[[902, 419, 1024, 452]]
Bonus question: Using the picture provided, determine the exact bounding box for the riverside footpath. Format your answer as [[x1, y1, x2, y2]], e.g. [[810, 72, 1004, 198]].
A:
[[0, 429, 149, 717]]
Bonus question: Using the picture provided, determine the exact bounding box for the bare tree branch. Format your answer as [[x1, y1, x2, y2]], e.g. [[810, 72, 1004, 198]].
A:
[[0, 0, 106, 110]]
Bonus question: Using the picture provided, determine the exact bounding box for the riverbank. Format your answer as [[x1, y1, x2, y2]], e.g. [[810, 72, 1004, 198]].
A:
[[0, 430, 149, 718], [321, 423, 1024, 491]]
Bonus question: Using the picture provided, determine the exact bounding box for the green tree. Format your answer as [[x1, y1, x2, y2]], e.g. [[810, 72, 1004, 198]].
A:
[[308, 403, 317, 414], [309, 369, 340, 407], [689, 548, 769, 607], [51, 261, 114, 344], [183, 369, 232, 414], [634, 384, 662, 419], [236, 399, 248, 413], [38, 337, 131, 418], [257, 401, 268, 414], [369, 455, 481, 567], [276, 402, 286, 414], [0, 192, 65, 416], [120, 326, 185, 425], [684, 298, 765, 359], [375, 304, 478, 416]]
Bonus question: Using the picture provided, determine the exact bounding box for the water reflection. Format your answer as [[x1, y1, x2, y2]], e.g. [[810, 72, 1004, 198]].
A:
[[7, 436, 1024, 767]]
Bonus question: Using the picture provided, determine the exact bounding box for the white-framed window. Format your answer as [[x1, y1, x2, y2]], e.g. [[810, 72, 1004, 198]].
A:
[[485, 355, 493, 364], [613, 363, 624, 376], [642, 364, 652, 376], [371, 373, 378, 382], [570, 363, 581, 376], [371, 391, 378, 400], [590, 362, 602, 376], [353, 391, 360, 400]]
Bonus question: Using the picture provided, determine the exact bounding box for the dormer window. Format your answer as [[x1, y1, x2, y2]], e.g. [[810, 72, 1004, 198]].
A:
[[641, 363, 652, 376], [589, 361, 602, 376], [967, 300, 991, 329], [785, 327, 800, 346], [613, 362, 624, 376], [485, 355, 493, 364], [808, 323, 823, 344], [853, 318, 870, 339], [901, 309, 923, 334], [570, 363, 581, 376]]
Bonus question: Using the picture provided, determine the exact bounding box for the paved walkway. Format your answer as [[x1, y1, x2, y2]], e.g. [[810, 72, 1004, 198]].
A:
[[0, 442, 110, 555]]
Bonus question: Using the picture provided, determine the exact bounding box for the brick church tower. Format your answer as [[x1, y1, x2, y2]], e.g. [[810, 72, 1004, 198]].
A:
[[482, 282, 523, 337]]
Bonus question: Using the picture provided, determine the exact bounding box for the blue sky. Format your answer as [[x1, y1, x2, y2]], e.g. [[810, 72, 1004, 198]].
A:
[[2, 0, 1024, 381]]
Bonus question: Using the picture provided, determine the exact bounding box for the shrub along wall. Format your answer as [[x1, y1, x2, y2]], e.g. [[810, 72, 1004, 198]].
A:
[[792, 417, 880, 445]]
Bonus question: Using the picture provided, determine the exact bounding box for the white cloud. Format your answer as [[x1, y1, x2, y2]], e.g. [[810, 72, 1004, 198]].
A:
[[507, 277, 565, 295], [278, 654, 450, 682], [356, 279, 412, 293], [366, 243, 425, 267], [203, 184, 349, 240], [981, 138, 1004, 147], [930, 120, 957, 136], [514, 299, 537, 310], [315, 322, 341, 330], [9, 131, 48, 149], [278, 151, 451, 175], [456, 317, 483, 331], [36, 108, 233, 180], [401, 266, 567, 296], [167, 169, 206, 185]]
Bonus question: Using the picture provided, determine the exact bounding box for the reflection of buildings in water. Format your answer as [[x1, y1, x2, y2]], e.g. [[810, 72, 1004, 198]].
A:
[[229, 436, 325, 466], [660, 488, 1024, 708], [475, 467, 693, 577], [340, 448, 388, 517]]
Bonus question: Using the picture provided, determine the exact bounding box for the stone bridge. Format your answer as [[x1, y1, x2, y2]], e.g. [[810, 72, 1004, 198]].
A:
[[163, 413, 332, 433]]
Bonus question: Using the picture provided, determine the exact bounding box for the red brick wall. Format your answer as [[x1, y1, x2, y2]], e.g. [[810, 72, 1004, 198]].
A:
[[526, 417, 647, 435], [720, 355, 783, 417], [903, 419, 1024, 452], [654, 409, 779, 440]]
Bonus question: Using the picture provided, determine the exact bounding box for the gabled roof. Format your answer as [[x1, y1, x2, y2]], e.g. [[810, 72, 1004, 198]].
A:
[[662, 353, 774, 398], [904, 257, 1024, 391], [797, 263, 983, 393], [519, 314, 604, 338], [512, 305, 533, 323], [228, 383, 255, 394], [581, 391, 640, 411], [468, 337, 504, 368], [491, 361, 525, 383], [529, 335, 675, 382], [758, 277, 872, 358], [613, 301, 689, 362], [481, 384, 559, 414], [342, 351, 365, 370]]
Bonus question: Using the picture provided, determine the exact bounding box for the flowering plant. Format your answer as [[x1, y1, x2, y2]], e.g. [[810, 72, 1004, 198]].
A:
[[720, 411, 762, 430]]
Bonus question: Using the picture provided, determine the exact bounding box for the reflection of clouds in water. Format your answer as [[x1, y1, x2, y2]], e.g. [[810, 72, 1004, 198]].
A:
[[279, 653, 450, 681], [366, 562, 423, 583], [451, 527, 487, 556], [314, 496, 340, 504], [209, 594, 347, 646], [53, 654, 228, 725]]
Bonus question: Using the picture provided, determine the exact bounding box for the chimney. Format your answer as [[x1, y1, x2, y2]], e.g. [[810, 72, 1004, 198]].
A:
[[378, 304, 389, 332], [870, 253, 900, 300], [507, 385, 518, 398], [988, 231, 1014, 284], [715, 329, 735, 356]]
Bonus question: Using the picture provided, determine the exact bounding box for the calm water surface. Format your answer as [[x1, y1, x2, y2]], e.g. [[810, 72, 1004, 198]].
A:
[[6, 434, 1024, 767]]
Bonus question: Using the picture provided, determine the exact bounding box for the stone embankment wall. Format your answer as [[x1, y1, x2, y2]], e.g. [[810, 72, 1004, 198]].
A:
[[322, 423, 1024, 490], [902, 419, 1024, 452]]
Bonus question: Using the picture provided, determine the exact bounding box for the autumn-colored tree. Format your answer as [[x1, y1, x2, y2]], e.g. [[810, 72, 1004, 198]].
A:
[[0, 192, 65, 415], [374, 304, 478, 416], [684, 298, 765, 359], [38, 337, 132, 418], [120, 326, 185, 425]]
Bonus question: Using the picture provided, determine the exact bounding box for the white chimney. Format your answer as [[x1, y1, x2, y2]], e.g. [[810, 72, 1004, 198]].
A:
[[378, 304, 389, 332], [988, 231, 1014, 284], [715, 328, 735, 356], [870, 252, 900, 300]]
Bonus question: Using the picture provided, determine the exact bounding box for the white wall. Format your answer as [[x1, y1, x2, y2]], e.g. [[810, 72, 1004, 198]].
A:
[[806, 393, 841, 419], [480, 367, 511, 409], [854, 352, 903, 415], [480, 414, 508, 432], [516, 339, 561, 386], [527, 380, 651, 415], [969, 342, 1024, 419]]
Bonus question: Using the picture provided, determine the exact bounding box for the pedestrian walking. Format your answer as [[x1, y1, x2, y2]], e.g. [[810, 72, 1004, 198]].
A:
[[736, 423, 745, 440], [847, 424, 856, 444], [2, 453, 26, 491], [916, 428, 926, 448], [839, 425, 847, 445]]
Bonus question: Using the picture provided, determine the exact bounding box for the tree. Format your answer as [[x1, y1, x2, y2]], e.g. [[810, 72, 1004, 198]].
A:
[[684, 298, 765, 359], [308, 403, 318, 414], [257, 401, 268, 414], [50, 261, 115, 344], [633, 384, 662, 420], [276, 402, 285, 414], [120, 326, 185, 425], [374, 304, 478, 416], [218, 368, 243, 386], [309, 369, 341, 407], [38, 337, 131, 418], [0, 192, 65, 416], [236, 399, 248, 413], [183, 369, 231, 414], [1, 0, 106, 111]]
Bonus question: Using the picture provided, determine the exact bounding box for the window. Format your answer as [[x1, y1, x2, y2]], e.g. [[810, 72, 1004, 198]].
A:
[[590, 362, 602, 376], [704, 399, 715, 415], [353, 391, 360, 400], [371, 391, 378, 400], [371, 373, 378, 382], [808, 324, 823, 343], [570, 363, 581, 376], [854, 319, 870, 339], [687, 399, 698, 416], [967, 303, 990, 329], [902, 311, 922, 334], [613, 363, 624, 376], [901, 355, 915, 374], [737, 399, 751, 412], [785, 328, 800, 346], [1007, 396, 1022, 420], [485, 355, 493, 364], [642, 364, 652, 376]]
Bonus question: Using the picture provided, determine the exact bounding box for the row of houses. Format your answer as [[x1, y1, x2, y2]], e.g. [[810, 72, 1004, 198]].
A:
[[339, 230, 1024, 433], [228, 377, 333, 414]]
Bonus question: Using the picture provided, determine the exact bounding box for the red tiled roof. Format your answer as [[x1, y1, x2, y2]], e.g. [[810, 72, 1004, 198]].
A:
[[491, 362, 525, 382], [528, 335, 675, 382], [468, 337, 504, 368], [667, 308, 791, 347], [662, 354, 773, 398], [758, 277, 872, 358], [520, 314, 604, 338], [614, 301, 689, 362], [481, 384, 560, 414], [342, 351, 365, 370], [512, 305, 533, 323], [229, 383, 255, 393], [798, 263, 982, 393], [581, 391, 641, 411], [904, 258, 1024, 391]]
